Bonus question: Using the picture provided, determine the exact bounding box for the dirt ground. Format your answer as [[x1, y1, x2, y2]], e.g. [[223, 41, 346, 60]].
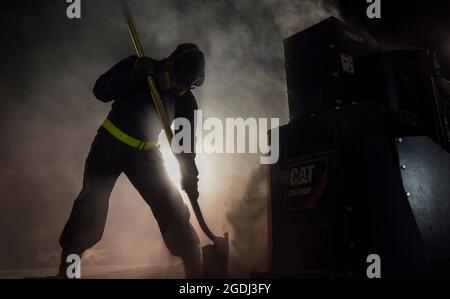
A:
[[0, 263, 185, 279]]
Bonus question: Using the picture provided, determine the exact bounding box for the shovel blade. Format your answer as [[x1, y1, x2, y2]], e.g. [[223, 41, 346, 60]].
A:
[[202, 233, 229, 278]]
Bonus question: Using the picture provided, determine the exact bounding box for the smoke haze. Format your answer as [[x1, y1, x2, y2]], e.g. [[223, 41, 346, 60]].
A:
[[0, 0, 339, 277]]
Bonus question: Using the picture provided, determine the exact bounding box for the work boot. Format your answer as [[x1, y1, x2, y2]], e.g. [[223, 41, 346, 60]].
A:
[[182, 251, 203, 279]]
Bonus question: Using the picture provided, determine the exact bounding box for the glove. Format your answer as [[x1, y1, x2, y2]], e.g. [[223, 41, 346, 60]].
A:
[[132, 57, 172, 91], [131, 57, 156, 80], [176, 153, 199, 200], [181, 175, 199, 201]]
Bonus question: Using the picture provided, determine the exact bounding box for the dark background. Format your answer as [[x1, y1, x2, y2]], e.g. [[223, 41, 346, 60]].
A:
[[338, 0, 450, 76]]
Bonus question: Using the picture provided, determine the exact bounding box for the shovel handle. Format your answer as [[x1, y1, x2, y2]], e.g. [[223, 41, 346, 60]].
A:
[[189, 198, 217, 242], [125, 19, 174, 144]]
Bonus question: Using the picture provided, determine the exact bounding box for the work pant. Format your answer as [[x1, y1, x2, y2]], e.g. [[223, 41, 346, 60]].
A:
[[59, 128, 199, 261]]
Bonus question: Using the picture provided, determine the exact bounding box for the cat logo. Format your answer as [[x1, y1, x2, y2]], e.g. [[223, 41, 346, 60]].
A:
[[284, 158, 328, 212], [290, 165, 315, 186]]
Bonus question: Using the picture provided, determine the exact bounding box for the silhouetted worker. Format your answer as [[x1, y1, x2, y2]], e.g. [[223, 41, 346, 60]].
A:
[[57, 43, 205, 278]]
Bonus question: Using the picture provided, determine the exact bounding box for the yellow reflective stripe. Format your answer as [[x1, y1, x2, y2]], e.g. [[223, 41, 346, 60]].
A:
[[102, 119, 158, 150], [142, 142, 158, 150], [163, 71, 187, 96], [178, 89, 188, 96], [164, 71, 171, 90]]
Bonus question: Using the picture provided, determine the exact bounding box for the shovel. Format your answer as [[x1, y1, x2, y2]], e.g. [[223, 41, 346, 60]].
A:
[[121, 0, 229, 278]]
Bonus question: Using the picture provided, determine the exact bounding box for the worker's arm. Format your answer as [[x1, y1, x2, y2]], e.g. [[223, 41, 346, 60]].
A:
[[93, 55, 165, 102], [174, 92, 199, 199], [92, 55, 140, 102]]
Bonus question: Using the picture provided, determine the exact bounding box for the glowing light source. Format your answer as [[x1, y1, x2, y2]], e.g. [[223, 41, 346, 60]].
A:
[[158, 132, 181, 191]]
